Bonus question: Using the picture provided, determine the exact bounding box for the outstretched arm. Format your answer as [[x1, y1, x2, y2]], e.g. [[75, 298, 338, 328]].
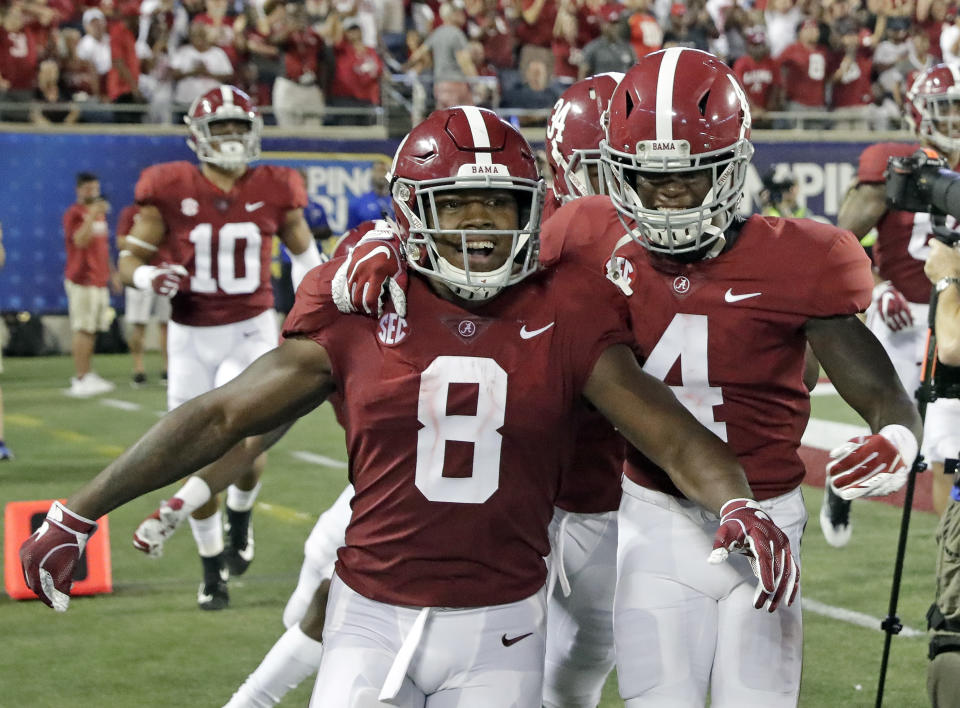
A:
[[68, 336, 334, 520]]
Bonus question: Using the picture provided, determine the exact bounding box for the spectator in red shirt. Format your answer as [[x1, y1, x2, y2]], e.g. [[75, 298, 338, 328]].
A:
[[778, 18, 828, 124], [626, 0, 663, 59], [272, 3, 327, 127], [829, 17, 880, 130], [194, 0, 242, 68], [62, 172, 118, 397], [514, 0, 557, 82], [733, 27, 781, 127], [328, 14, 382, 125], [0, 3, 42, 120], [106, 0, 143, 122], [464, 0, 515, 70]]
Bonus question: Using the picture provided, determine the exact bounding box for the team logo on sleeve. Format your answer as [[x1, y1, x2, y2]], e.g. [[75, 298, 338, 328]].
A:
[[377, 313, 409, 346], [181, 198, 199, 216]]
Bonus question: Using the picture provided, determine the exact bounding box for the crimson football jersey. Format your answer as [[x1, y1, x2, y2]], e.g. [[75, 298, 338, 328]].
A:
[[732, 54, 780, 111], [135, 161, 307, 326], [778, 42, 827, 107], [857, 142, 955, 303], [541, 196, 873, 500], [282, 260, 632, 607]]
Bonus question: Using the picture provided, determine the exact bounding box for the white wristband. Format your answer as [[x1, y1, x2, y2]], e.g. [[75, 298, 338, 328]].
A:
[[132, 265, 159, 291], [871, 281, 892, 300], [289, 241, 325, 291], [878, 423, 919, 469]]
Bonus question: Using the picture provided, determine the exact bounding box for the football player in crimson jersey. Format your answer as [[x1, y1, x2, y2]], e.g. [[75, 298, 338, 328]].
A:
[[21, 106, 797, 708], [119, 85, 324, 610], [334, 51, 922, 707], [224, 76, 632, 708], [827, 62, 960, 545]]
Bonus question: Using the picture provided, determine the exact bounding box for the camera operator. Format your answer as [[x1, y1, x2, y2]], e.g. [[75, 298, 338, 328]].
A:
[[924, 238, 960, 708], [824, 63, 960, 551]]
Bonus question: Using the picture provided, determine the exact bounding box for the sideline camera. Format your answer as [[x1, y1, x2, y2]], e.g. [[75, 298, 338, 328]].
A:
[[886, 149, 960, 244]]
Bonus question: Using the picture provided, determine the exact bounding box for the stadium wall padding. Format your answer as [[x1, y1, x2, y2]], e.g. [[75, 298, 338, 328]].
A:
[[0, 131, 870, 314]]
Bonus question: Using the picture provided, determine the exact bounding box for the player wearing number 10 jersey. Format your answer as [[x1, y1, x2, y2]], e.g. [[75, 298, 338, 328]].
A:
[[119, 84, 324, 609]]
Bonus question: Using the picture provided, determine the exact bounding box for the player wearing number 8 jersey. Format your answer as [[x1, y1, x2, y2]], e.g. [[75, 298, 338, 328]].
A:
[[119, 84, 324, 609]]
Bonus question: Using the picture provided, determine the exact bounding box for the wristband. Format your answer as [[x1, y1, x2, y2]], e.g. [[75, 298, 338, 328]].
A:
[[132, 265, 159, 291], [289, 241, 325, 291]]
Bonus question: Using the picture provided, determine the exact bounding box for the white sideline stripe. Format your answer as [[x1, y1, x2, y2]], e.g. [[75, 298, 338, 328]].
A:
[[802, 418, 869, 452], [291, 450, 348, 469], [809, 382, 837, 397], [804, 598, 924, 638], [100, 398, 143, 411]]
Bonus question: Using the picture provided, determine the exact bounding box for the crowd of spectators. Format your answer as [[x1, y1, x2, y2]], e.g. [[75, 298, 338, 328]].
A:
[[0, 0, 957, 126]]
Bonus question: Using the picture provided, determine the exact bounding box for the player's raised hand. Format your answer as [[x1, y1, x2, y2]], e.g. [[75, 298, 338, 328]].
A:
[[19, 501, 98, 612], [873, 281, 914, 332], [133, 263, 189, 297], [332, 221, 408, 318], [708, 498, 798, 613], [826, 424, 918, 500]]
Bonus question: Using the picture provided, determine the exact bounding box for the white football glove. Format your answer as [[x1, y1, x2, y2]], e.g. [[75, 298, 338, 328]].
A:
[[331, 220, 407, 318], [133, 497, 189, 557], [872, 281, 914, 332], [826, 424, 918, 500]]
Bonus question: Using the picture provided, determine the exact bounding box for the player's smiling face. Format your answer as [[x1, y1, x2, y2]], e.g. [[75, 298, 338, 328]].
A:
[[632, 169, 712, 210], [429, 188, 520, 272]]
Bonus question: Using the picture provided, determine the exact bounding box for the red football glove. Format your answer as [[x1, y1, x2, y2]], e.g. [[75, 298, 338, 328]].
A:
[[133, 263, 189, 297], [826, 424, 918, 500], [331, 222, 408, 318], [873, 281, 914, 332], [19, 501, 98, 612], [708, 498, 799, 613]]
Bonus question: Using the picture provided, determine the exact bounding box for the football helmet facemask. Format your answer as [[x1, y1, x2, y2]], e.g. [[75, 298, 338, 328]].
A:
[[906, 63, 960, 156], [601, 48, 754, 257], [185, 85, 263, 171], [390, 106, 544, 301], [546, 72, 624, 202]]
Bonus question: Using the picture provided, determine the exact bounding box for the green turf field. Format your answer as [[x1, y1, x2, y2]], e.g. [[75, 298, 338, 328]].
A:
[[0, 354, 941, 707]]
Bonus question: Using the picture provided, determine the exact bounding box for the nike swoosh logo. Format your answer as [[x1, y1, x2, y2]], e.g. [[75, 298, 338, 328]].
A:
[[724, 288, 762, 303], [501, 632, 533, 647], [245, 201, 265, 212], [520, 322, 555, 339]]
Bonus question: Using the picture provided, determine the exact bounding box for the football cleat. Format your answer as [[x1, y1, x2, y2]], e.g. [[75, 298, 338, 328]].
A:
[[198, 554, 230, 611], [819, 486, 852, 548], [133, 497, 188, 557], [223, 507, 255, 576], [131, 372, 147, 388]]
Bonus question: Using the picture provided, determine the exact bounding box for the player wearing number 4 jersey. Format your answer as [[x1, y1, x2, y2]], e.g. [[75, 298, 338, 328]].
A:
[[119, 84, 324, 609], [20, 106, 798, 708]]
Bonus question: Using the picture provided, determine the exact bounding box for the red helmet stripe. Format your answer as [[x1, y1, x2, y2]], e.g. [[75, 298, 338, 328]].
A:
[[656, 48, 683, 141], [461, 106, 493, 166]]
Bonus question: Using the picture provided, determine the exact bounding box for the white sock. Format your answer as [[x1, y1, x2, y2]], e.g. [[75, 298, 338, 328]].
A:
[[189, 511, 224, 557], [173, 476, 212, 514], [227, 482, 262, 512], [221, 624, 324, 708]]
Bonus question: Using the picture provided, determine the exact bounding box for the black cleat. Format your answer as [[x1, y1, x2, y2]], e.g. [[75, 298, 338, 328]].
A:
[[819, 486, 852, 548], [131, 372, 147, 388], [198, 554, 229, 610], [223, 508, 255, 577]]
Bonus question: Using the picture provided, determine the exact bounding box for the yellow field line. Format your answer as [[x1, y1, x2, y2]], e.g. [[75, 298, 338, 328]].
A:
[[255, 501, 314, 524]]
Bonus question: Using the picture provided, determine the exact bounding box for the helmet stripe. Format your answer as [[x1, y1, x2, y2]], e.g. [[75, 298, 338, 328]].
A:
[[656, 48, 684, 141], [461, 106, 493, 166], [220, 85, 233, 106]]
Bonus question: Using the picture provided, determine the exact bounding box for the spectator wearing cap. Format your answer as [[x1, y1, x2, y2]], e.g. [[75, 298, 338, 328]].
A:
[[403, 2, 476, 110], [828, 17, 881, 130], [778, 18, 828, 122], [578, 4, 636, 79], [271, 3, 327, 127], [764, 0, 804, 57], [170, 20, 233, 107], [0, 3, 42, 120], [327, 13, 382, 124], [662, 2, 710, 52], [625, 0, 663, 59], [733, 27, 781, 127], [76, 8, 112, 102]]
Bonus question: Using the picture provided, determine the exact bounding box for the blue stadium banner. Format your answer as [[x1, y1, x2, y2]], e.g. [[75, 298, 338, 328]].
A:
[[0, 132, 873, 314]]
